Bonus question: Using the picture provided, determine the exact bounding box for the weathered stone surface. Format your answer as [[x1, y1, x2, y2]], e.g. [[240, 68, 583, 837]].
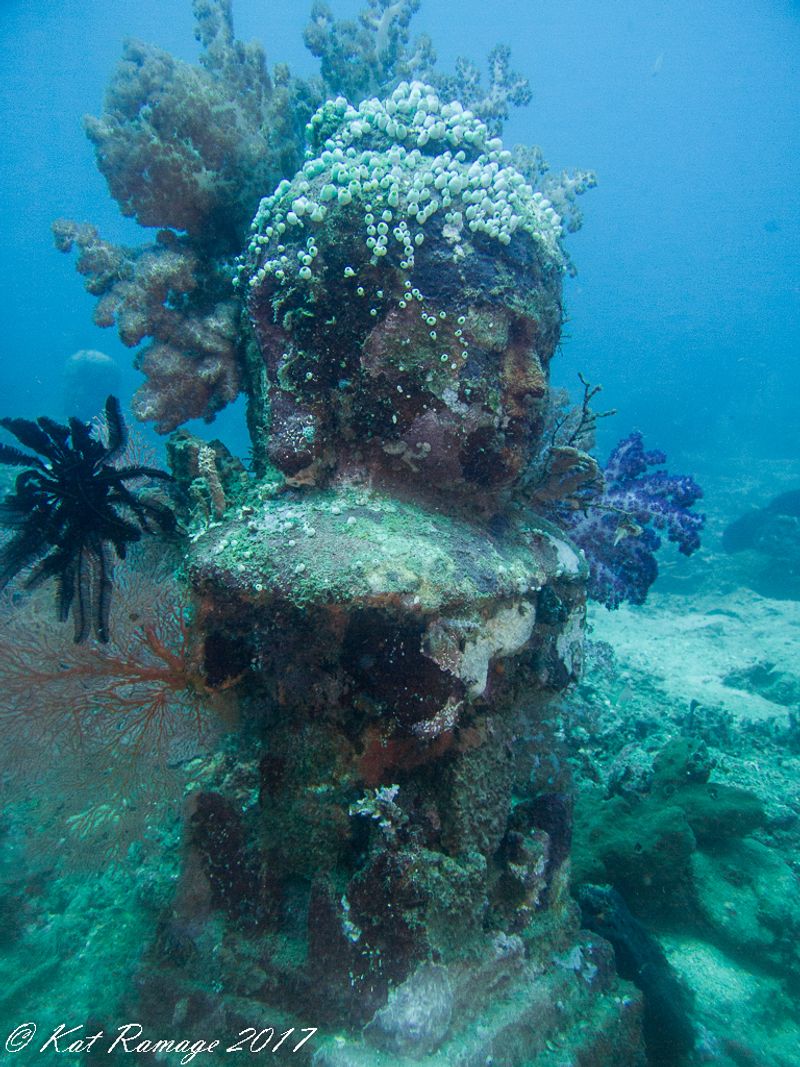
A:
[[364, 962, 453, 1057], [312, 935, 644, 1067], [122, 463, 649, 1065], [132, 80, 645, 1066], [190, 486, 581, 613]]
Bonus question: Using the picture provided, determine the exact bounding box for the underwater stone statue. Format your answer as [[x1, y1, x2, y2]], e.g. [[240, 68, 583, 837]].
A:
[[131, 83, 647, 1066], [47, 1, 650, 1060]]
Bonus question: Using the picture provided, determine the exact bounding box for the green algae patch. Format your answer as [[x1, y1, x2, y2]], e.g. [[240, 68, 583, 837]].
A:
[[572, 736, 767, 926], [572, 788, 698, 919], [190, 486, 581, 614]]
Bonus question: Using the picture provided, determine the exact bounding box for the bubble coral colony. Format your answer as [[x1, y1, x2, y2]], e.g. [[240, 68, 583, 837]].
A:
[[0, 0, 707, 1063]]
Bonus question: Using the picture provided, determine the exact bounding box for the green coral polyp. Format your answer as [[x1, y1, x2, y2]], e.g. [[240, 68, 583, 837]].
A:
[[237, 79, 565, 293]]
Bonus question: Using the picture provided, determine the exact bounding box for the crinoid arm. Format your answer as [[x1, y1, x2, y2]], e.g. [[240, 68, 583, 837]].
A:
[[0, 441, 45, 468], [0, 416, 60, 462], [102, 394, 128, 461]]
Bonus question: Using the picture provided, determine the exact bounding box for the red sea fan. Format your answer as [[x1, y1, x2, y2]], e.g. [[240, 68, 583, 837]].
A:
[[0, 549, 237, 860]]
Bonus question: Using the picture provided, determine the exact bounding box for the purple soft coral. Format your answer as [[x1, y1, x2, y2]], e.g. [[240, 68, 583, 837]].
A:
[[562, 432, 705, 608]]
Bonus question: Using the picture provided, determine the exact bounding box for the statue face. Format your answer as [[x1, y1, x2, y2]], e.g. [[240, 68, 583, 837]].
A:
[[249, 223, 562, 500]]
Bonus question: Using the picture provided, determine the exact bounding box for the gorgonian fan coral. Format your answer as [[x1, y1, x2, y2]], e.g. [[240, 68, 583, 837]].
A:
[[0, 554, 234, 862], [0, 396, 174, 642], [560, 432, 705, 609]]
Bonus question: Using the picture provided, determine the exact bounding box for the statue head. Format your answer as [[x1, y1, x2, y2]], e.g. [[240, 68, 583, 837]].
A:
[[240, 83, 566, 507]]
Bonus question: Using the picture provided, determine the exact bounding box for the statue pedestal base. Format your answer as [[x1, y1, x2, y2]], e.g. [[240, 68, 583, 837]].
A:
[[135, 487, 644, 1066]]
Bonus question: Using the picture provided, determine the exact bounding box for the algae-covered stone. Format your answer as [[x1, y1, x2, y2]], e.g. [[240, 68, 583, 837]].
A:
[[650, 737, 765, 847], [175, 470, 606, 1058], [693, 837, 800, 980], [668, 781, 765, 847], [572, 735, 766, 924], [239, 83, 565, 499], [191, 485, 581, 616], [572, 787, 698, 920], [651, 736, 714, 788]]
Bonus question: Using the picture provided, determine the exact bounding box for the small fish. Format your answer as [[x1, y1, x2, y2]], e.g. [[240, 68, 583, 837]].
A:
[[613, 518, 643, 546], [651, 51, 665, 77]]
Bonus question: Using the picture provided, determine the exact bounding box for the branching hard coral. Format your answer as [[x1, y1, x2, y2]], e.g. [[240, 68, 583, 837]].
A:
[[560, 433, 705, 608], [0, 396, 175, 643]]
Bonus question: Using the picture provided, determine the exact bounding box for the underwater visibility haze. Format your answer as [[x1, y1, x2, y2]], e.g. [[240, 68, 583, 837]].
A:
[[0, 1, 798, 1065]]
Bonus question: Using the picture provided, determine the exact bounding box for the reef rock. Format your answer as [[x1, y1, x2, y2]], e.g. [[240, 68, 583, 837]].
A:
[[723, 490, 800, 599]]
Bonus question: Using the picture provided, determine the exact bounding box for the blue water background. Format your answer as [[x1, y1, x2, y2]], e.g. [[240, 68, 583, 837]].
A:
[[1, 0, 798, 489]]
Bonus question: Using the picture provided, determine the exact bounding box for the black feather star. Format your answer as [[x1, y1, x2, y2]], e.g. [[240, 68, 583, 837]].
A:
[[0, 395, 175, 643]]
